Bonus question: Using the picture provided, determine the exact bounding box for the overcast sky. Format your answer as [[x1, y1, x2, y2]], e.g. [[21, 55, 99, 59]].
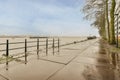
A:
[[0, 0, 99, 36]]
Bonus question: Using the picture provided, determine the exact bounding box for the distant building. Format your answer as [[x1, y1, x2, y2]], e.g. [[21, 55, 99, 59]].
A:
[[114, 0, 120, 38], [105, 0, 120, 39]]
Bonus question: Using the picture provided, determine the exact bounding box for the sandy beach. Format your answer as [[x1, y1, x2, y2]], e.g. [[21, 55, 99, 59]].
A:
[[0, 36, 87, 57]]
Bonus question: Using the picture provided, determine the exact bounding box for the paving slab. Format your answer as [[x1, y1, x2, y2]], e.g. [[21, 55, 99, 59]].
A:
[[0, 59, 64, 80]]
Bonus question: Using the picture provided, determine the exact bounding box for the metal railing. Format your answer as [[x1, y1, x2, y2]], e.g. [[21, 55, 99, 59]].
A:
[[0, 38, 60, 64]]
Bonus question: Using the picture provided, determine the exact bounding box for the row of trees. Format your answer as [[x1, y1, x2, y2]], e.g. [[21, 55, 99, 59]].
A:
[[83, 0, 116, 44]]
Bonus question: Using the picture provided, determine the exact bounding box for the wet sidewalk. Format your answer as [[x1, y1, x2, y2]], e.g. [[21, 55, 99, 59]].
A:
[[0, 39, 115, 80], [48, 40, 114, 80]]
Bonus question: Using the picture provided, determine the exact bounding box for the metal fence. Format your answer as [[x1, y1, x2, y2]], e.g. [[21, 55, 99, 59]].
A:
[[0, 37, 60, 64]]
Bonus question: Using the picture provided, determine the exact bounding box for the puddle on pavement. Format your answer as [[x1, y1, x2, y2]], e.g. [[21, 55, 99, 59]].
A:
[[82, 64, 114, 80], [99, 39, 119, 69], [82, 65, 102, 80], [96, 58, 108, 64]]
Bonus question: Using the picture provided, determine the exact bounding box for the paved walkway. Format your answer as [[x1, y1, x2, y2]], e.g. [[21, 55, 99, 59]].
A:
[[0, 39, 115, 80]]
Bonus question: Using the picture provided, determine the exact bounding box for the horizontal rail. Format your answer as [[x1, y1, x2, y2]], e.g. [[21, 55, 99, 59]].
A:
[[0, 43, 6, 45], [9, 42, 24, 44], [39, 44, 46, 46], [27, 41, 37, 43], [27, 45, 37, 48], [0, 41, 46, 46], [0, 44, 53, 52], [39, 40, 46, 42], [0, 49, 6, 52]]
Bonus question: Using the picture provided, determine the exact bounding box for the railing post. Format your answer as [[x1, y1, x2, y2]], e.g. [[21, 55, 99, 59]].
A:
[[46, 38, 48, 56], [37, 39, 39, 54], [25, 39, 27, 64], [6, 40, 9, 58], [6, 40, 9, 70], [58, 38, 60, 52], [53, 38, 55, 55], [37, 38, 39, 58]]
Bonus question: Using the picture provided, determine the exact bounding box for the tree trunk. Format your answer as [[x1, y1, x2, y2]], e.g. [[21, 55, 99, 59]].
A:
[[110, 0, 116, 44], [106, 0, 110, 42]]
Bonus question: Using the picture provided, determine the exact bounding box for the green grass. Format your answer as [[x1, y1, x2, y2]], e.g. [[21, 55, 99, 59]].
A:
[[0, 56, 14, 64]]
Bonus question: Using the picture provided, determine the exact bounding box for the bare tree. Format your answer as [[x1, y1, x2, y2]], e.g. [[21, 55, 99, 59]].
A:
[[83, 0, 106, 39]]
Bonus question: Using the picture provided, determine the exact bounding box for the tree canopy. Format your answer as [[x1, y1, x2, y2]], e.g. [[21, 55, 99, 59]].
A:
[[83, 0, 116, 44]]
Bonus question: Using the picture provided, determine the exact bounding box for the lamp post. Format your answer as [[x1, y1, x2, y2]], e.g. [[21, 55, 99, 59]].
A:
[[115, 14, 119, 48]]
